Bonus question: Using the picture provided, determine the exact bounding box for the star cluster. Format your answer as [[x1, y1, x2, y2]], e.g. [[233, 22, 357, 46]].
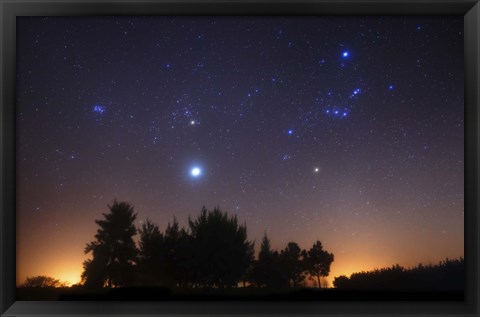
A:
[[16, 16, 464, 286]]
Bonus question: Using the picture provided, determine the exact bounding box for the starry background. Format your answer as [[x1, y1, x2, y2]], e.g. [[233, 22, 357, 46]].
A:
[[16, 16, 464, 286]]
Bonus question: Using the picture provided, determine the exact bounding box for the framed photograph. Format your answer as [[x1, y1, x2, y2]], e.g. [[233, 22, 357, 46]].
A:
[[1, 0, 479, 316]]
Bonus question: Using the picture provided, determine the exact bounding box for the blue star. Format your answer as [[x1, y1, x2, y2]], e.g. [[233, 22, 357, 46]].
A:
[[92, 104, 106, 114], [350, 88, 361, 98], [287, 129, 293, 135], [388, 85, 395, 90], [342, 51, 350, 58]]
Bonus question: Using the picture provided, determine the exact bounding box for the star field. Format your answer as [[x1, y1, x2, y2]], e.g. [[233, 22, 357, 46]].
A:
[[16, 16, 464, 286]]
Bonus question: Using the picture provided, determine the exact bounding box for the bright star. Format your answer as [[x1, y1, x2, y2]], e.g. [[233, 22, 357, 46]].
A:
[[288, 129, 293, 135], [190, 167, 202, 177], [314, 167, 320, 173], [388, 85, 395, 90], [342, 51, 350, 58]]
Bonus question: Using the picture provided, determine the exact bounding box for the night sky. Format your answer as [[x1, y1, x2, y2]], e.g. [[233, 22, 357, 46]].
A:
[[16, 16, 464, 286]]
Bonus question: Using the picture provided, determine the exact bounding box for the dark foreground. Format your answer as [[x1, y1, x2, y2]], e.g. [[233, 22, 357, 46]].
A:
[[17, 287, 463, 301]]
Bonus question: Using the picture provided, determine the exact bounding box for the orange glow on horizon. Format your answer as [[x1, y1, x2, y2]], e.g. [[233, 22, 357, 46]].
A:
[[17, 246, 463, 288], [16, 208, 464, 288], [55, 271, 81, 286]]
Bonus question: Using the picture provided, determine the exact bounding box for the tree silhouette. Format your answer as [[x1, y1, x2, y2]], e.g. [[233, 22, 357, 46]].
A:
[[279, 242, 306, 288], [81, 200, 138, 288], [137, 219, 165, 286], [251, 233, 273, 287], [332, 275, 349, 288], [332, 258, 464, 290], [81, 248, 109, 288], [188, 206, 254, 288], [78, 201, 344, 291], [20, 276, 68, 288], [251, 233, 286, 288], [305, 241, 334, 288], [162, 218, 191, 288]]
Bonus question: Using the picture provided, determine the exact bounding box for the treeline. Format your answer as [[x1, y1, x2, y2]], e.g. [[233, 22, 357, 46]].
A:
[[20, 276, 68, 288], [333, 258, 464, 290], [80, 200, 334, 289], [20, 200, 464, 293]]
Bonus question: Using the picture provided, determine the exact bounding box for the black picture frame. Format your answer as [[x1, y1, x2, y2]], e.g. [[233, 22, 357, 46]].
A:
[[1, 0, 479, 316]]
